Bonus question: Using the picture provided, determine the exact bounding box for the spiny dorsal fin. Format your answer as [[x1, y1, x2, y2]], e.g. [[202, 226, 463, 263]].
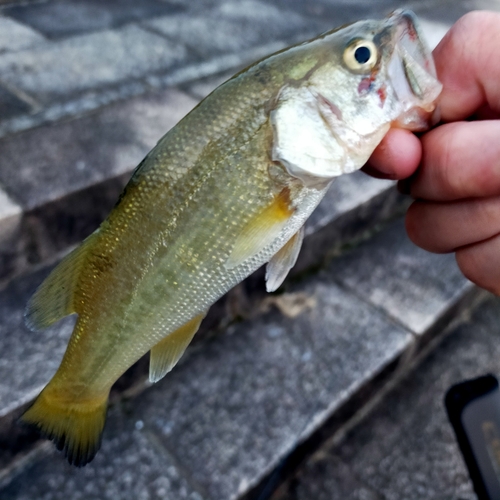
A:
[[25, 232, 99, 331], [266, 225, 304, 292], [225, 188, 294, 270], [149, 312, 206, 383]]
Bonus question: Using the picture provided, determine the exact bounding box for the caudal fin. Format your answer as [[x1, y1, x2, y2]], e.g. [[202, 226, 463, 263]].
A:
[[21, 387, 108, 467]]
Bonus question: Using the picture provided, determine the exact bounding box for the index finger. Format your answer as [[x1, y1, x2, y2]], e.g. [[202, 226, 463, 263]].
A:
[[435, 10, 500, 121]]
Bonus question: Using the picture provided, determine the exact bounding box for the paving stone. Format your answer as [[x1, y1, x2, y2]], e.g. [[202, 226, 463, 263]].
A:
[[0, 87, 196, 211], [0, 188, 21, 245], [329, 218, 474, 336], [0, 16, 45, 53], [267, 0, 395, 29], [143, 1, 321, 59], [276, 453, 383, 500], [0, 406, 204, 500], [295, 174, 404, 276], [0, 24, 188, 105], [0, 264, 74, 418], [305, 173, 394, 238], [2, 0, 186, 39], [316, 295, 500, 500], [130, 278, 412, 500], [0, 187, 22, 285]]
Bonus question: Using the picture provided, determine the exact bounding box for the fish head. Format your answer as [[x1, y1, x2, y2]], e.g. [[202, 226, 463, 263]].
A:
[[271, 10, 443, 184]]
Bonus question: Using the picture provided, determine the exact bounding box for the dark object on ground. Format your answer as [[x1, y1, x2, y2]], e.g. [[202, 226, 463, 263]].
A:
[[445, 374, 500, 500]]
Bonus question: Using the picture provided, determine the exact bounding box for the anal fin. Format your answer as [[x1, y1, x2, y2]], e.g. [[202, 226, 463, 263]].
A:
[[225, 188, 294, 269], [149, 312, 206, 383], [266, 226, 304, 292]]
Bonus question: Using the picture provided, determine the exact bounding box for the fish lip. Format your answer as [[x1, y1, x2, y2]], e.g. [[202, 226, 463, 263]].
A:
[[384, 9, 443, 130]]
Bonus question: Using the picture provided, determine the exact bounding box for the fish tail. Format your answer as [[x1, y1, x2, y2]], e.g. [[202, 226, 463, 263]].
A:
[[21, 384, 109, 467]]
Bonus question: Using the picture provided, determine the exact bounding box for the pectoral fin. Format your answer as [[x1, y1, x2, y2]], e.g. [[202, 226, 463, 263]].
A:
[[266, 226, 304, 292], [225, 188, 294, 269], [149, 312, 206, 383]]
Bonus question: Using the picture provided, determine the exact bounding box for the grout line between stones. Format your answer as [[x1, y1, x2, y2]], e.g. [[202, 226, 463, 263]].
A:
[[0, 78, 41, 112], [136, 20, 205, 60]]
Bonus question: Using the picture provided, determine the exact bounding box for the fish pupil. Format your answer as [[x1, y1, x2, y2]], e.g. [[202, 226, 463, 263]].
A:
[[354, 46, 371, 64]]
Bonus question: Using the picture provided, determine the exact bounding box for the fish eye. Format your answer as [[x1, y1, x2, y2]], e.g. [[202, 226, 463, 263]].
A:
[[343, 40, 378, 72]]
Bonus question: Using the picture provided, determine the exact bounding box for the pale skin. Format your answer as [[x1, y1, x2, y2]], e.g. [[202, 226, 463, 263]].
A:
[[365, 11, 500, 295]]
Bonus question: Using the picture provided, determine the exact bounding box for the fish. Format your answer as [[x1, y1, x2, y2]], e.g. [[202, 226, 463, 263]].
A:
[[21, 9, 442, 466]]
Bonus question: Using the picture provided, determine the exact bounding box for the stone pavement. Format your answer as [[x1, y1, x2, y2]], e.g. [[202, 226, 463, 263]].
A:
[[0, 217, 485, 500], [0, 0, 499, 499], [273, 293, 500, 500]]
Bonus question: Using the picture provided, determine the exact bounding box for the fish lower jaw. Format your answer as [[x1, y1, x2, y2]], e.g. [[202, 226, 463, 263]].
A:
[[393, 103, 439, 131]]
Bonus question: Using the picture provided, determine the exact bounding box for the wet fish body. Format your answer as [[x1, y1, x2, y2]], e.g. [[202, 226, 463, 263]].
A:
[[22, 10, 442, 465]]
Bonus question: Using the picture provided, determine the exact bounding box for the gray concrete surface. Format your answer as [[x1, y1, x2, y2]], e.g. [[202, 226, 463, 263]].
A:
[[1, 406, 205, 500], [0, 0, 490, 138], [0, 16, 45, 53], [2, 0, 185, 39], [0, 242, 414, 500], [0, 25, 188, 105], [330, 218, 474, 336], [276, 294, 500, 500], [0, 217, 481, 499], [143, 1, 321, 58], [0, 0, 498, 498], [0, 88, 196, 211]]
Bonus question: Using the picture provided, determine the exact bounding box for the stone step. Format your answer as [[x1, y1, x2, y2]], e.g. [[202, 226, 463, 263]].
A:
[[272, 293, 500, 500], [0, 0, 327, 140], [0, 0, 456, 140], [0, 216, 483, 499], [0, 0, 491, 497]]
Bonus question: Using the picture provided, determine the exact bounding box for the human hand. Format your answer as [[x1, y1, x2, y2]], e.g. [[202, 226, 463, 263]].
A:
[[365, 11, 500, 294]]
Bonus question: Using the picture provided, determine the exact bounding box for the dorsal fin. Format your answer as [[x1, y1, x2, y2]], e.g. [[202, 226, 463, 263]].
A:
[[149, 312, 206, 383], [25, 232, 99, 331]]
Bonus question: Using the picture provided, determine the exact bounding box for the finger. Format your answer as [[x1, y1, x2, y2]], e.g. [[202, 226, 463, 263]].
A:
[[406, 196, 500, 253], [471, 103, 500, 121], [363, 128, 421, 180], [409, 120, 500, 201], [433, 11, 500, 121], [456, 235, 500, 295]]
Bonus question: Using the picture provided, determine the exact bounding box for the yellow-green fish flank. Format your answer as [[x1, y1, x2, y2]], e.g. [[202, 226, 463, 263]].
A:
[[22, 10, 442, 466]]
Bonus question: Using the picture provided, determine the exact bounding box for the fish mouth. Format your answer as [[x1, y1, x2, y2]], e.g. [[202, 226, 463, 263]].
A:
[[386, 10, 443, 130]]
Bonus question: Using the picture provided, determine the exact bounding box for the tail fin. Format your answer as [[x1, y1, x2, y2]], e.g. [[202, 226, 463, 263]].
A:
[[21, 387, 108, 467]]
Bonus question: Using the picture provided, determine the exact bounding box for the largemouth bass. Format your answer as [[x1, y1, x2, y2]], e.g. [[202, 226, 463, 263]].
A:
[[22, 10, 442, 466]]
